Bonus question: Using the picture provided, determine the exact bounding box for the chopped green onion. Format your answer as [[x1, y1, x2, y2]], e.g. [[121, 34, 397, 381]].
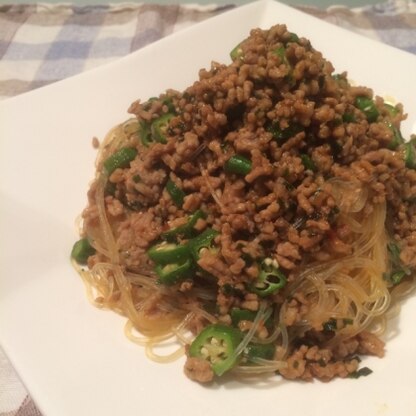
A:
[[323, 318, 337, 332], [343, 318, 354, 326], [355, 96, 379, 123], [230, 43, 243, 61], [274, 46, 287, 62], [225, 155, 252, 176], [390, 270, 406, 285], [387, 242, 401, 261], [166, 179, 186, 208], [71, 238, 95, 264], [348, 367, 373, 379], [386, 122, 404, 150], [103, 147, 137, 175], [288, 32, 299, 43], [138, 121, 152, 147], [300, 154, 317, 172], [268, 121, 303, 142], [151, 113, 174, 144]]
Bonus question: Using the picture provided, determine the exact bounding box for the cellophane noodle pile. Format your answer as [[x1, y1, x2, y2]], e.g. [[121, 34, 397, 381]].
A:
[[73, 24, 416, 383]]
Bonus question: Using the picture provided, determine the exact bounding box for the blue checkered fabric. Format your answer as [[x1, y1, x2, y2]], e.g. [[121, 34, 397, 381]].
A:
[[1, 1, 416, 100]]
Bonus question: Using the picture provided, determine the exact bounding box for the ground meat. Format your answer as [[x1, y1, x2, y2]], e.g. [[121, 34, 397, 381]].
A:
[[92, 136, 100, 149], [308, 359, 359, 381], [332, 337, 360, 360], [279, 345, 309, 380], [276, 242, 301, 270], [184, 357, 214, 383], [197, 251, 232, 285], [182, 193, 202, 212], [280, 344, 360, 382], [105, 196, 124, 217], [117, 210, 162, 257], [357, 331, 385, 358], [79, 23, 416, 385]]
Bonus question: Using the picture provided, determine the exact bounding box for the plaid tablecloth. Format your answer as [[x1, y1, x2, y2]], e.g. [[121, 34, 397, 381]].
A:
[[1, 0, 415, 415], [1, 0, 416, 101]]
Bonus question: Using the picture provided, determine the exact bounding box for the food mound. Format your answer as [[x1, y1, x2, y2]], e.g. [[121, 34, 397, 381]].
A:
[[72, 24, 416, 384]]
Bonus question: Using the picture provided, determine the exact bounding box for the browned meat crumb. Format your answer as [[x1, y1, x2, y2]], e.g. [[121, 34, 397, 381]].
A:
[[184, 357, 214, 383], [357, 331, 385, 358], [92, 136, 100, 149], [280, 344, 360, 382]]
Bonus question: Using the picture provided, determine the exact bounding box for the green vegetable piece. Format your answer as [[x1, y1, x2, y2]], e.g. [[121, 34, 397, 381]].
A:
[[387, 241, 409, 270], [332, 73, 349, 88], [387, 242, 401, 262], [162, 98, 176, 114], [343, 318, 354, 326], [103, 147, 137, 175], [403, 142, 416, 169], [384, 103, 399, 117], [244, 343, 275, 362], [188, 228, 219, 261], [386, 122, 404, 150], [155, 259, 192, 285], [166, 179, 186, 208], [390, 270, 406, 285], [230, 43, 243, 61], [138, 121, 152, 147], [323, 318, 337, 332], [162, 210, 206, 240], [189, 323, 243, 376], [288, 32, 299, 43], [250, 260, 286, 297], [230, 307, 273, 330], [268, 121, 303, 142], [147, 242, 190, 265], [355, 96, 379, 123], [225, 155, 252, 176], [274, 46, 287, 62], [385, 241, 409, 285], [151, 113, 174, 144], [300, 154, 317, 172], [230, 308, 257, 326], [71, 238, 95, 264], [273, 46, 292, 81], [348, 366, 373, 379]]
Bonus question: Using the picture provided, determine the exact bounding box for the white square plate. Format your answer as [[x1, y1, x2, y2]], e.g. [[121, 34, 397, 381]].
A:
[[1, 1, 416, 415]]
